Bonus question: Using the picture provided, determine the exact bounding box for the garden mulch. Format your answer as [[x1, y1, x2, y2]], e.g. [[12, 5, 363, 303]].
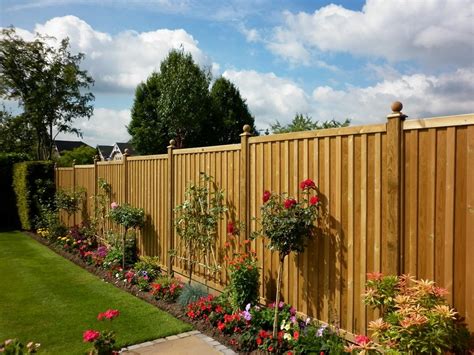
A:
[[26, 232, 243, 354]]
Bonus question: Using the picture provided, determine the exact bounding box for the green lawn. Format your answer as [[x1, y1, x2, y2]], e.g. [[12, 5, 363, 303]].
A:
[[0, 231, 191, 354]]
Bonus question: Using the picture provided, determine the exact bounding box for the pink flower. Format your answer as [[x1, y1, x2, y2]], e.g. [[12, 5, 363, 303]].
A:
[[83, 330, 100, 342], [284, 198, 297, 209], [300, 179, 316, 190], [355, 335, 371, 345], [293, 331, 299, 341], [309, 196, 319, 205], [110, 202, 118, 209], [263, 190, 271, 203]]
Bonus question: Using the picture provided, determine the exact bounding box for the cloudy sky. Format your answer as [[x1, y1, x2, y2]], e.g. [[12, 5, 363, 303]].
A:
[[1, 0, 473, 146]]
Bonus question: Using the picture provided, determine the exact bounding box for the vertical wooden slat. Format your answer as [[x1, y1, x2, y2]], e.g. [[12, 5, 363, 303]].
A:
[[347, 135, 354, 332], [444, 128, 455, 303], [360, 134, 367, 333], [465, 125, 474, 328]]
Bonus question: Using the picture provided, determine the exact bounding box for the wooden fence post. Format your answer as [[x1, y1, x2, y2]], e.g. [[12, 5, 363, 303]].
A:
[[240, 125, 252, 239], [72, 159, 76, 226], [123, 149, 129, 204], [167, 139, 176, 275], [93, 155, 99, 216], [385, 101, 406, 275]]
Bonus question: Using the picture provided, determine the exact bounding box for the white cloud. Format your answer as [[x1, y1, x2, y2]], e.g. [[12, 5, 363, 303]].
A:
[[222, 69, 310, 127], [17, 16, 213, 92], [312, 67, 474, 124], [56, 108, 131, 146], [268, 0, 474, 67]]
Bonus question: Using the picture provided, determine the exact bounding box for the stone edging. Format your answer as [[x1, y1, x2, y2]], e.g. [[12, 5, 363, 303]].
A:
[[120, 330, 237, 354]]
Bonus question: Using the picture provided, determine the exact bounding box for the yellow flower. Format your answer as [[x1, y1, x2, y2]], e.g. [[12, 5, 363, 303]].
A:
[[433, 305, 457, 319]]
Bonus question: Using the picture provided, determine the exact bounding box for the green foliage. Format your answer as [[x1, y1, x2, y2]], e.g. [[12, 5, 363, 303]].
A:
[[294, 323, 346, 354], [0, 110, 35, 156], [0, 338, 40, 354], [177, 283, 209, 306], [271, 113, 350, 134], [174, 173, 227, 283], [226, 252, 260, 311], [209, 77, 256, 144], [352, 273, 471, 354], [108, 203, 145, 230], [0, 27, 94, 160], [35, 205, 68, 240], [128, 50, 255, 153], [103, 246, 123, 270], [57, 145, 96, 167], [133, 256, 161, 281], [0, 152, 29, 229], [12, 161, 55, 230], [150, 276, 184, 302], [128, 73, 167, 154], [55, 188, 85, 219]]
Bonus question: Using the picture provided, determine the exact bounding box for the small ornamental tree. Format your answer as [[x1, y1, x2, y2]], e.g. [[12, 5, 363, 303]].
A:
[[174, 173, 227, 284], [55, 188, 85, 223], [108, 203, 145, 269], [254, 179, 320, 338]]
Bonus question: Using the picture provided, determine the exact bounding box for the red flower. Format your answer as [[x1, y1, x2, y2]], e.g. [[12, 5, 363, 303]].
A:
[[300, 179, 316, 190], [256, 337, 262, 345], [309, 196, 319, 205], [293, 330, 299, 341], [284, 198, 297, 209], [227, 222, 235, 235], [83, 330, 100, 342], [263, 190, 271, 203], [366, 272, 383, 281], [217, 321, 225, 332], [268, 346, 274, 352], [258, 330, 268, 338], [97, 312, 104, 321], [355, 335, 370, 345]]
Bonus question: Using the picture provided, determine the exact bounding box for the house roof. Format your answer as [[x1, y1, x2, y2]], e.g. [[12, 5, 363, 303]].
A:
[[54, 140, 91, 154], [115, 142, 135, 155], [97, 145, 113, 159]]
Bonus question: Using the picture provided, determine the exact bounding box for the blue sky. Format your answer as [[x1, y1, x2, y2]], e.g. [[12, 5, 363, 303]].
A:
[[1, 0, 473, 146]]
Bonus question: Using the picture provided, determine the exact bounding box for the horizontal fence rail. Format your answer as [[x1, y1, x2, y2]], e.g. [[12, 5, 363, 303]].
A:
[[55, 108, 474, 334]]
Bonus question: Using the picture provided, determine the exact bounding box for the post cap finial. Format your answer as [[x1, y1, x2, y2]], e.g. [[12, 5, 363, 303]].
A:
[[243, 124, 251, 133], [391, 101, 403, 113], [124, 148, 130, 156], [94, 155, 100, 162], [169, 139, 176, 147], [72, 159, 76, 166]]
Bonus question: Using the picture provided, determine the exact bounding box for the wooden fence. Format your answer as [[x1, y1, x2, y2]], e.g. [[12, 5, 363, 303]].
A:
[[55, 103, 474, 334]]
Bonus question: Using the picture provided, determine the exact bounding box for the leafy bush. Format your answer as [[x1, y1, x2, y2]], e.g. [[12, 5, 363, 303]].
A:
[[149, 276, 184, 302], [0, 152, 29, 229], [83, 309, 120, 355], [347, 273, 471, 354], [55, 188, 85, 220], [177, 283, 209, 306], [12, 161, 55, 230], [133, 256, 161, 281], [226, 251, 260, 311], [294, 322, 346, 354]]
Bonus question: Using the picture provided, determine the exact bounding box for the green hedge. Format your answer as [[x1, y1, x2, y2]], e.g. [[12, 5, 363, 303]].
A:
[[12, 161, 55, 230], [0, 153, 29, 229]]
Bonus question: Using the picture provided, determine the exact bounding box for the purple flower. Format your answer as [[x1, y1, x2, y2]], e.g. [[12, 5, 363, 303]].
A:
[[290, 306, 296, 315], [241, 303, 252, 321], [290, 316, 296, 324], [317, 324, 328, 337], [278, 301, 284, 309], [96, 246, 108, 257]]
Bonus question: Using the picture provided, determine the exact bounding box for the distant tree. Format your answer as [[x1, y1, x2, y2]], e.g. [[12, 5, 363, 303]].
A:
[[0, 109, 35, 156], [57, 145, 97, 167], [156, 49, 211, 149], [271, 114, 350, 134], [208, 77, 256, 144], [128, 73, 168, 154], [0, 28, 94, 160]]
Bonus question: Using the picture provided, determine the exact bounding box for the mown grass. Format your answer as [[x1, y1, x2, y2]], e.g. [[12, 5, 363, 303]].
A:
[[0, 231, 191, 354]]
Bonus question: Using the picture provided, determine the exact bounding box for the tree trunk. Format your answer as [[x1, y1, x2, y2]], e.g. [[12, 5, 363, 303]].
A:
[[188, 243, 193, 284], [122, 228, 127, 270], [273, 253, 286, 338]]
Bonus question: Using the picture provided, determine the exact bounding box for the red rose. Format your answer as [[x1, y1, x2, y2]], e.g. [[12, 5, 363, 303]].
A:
[[227, 222, 234, 235], [309, 196, 319, 205], [284, 198, 297, 209], [300, 178, 316, 190], [263, 190, 271, 203], [83, 330, 100, 342]]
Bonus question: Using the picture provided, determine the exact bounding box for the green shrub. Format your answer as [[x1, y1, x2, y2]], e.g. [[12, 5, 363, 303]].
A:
[[177, 283, 208, 306], [0, 153, 29, 229], [13, 161, 55, 230]]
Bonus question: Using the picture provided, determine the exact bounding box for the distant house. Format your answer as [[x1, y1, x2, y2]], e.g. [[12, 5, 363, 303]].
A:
[[53, 140, 92, 158], [97, 145, 113, 161], [109, 142, 135, 161]]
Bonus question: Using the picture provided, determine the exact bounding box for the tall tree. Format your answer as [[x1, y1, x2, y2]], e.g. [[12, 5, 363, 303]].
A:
[[0, 28, 94, 160], [156, 49, 211, 149], [271, 113, 350, 134], [128, 73, 168, 154], [0, 108, 35, 156], [208, 77, 256, 145]]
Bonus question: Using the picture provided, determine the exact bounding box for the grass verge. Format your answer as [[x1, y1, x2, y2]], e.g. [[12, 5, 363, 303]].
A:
[[0, 231, 191, 354]]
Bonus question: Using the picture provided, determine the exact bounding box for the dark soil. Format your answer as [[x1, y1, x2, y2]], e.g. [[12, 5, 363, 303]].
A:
[[26, 232, 241, 353]]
